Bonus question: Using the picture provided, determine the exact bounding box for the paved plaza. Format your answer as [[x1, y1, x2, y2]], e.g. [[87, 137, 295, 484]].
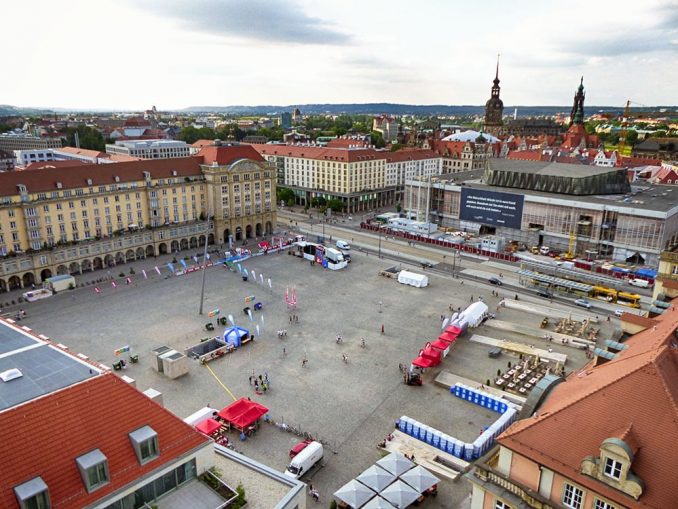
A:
[[19, 247, 601, 508]]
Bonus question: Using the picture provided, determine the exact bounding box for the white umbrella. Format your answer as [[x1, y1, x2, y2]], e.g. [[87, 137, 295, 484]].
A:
[[361, 496, 397, 509], [334, 479, 376, 509], [398, 465, 439, 493], [356, 465, 396, 492], [376, 452, 415, 477], [379, 480, 420, 508]]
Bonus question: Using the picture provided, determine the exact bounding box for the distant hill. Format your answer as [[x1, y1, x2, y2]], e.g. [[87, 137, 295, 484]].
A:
[[0, 104, 54, 116], [181, 103, 647, 117]]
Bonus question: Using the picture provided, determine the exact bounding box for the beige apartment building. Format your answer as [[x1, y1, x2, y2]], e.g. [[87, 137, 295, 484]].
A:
[[0, 142, 275, 291]]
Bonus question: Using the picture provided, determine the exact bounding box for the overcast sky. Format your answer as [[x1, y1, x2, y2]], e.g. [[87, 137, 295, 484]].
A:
[[2, 0, 676, 110]]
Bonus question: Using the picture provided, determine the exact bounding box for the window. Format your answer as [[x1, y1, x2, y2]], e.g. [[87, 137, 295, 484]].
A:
[[594, 500, 616, 509], [495, 501, 512, 509], [14, 476, 51, 509], [76, 449, 110, 493], [563, 483, 584, 509], [129, 425, 159, 464], [604, 458, 622, 480]]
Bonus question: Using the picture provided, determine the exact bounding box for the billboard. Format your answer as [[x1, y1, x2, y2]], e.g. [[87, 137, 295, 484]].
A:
[[460, 188, 524, 229]]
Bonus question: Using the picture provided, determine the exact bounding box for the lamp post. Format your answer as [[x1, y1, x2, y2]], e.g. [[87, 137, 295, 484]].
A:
[[378, 228, 382, 259], [198, 213, 212, 315], [378, 300, 383, 313]]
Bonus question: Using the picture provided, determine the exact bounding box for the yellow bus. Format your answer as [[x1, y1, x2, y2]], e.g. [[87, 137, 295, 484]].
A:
[[617, 291, 641, 308], [590, 286, 618, 303]]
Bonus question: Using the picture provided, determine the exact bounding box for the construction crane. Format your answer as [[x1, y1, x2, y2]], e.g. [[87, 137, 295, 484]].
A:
[[617, 100, 647, 156]]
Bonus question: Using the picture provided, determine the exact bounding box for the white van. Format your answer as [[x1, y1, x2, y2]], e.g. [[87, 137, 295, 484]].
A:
[[629, 278, 650, 288], [336, 240, 350, 250], [284, 441, 323, 479]]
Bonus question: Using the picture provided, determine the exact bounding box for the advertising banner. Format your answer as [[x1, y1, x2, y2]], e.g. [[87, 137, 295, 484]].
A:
[[460, 188, 524, 229]]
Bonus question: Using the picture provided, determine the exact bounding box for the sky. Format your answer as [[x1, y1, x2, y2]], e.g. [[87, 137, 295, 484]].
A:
[[2, 0, 676, 110]]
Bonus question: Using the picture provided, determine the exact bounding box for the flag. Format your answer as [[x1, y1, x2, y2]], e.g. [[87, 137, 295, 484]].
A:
[[259, 273, 264, 284], [268, 278, 272, 289], [114, 345, 131, 356], [167, 262, 175, 274], [228, 314, 235, 326], [179, 259, 187, 269], [126, 277, 132, 285], [94, 287, 101, 294], [142, 269, 147, 279], [261, 314, 265, 324], [237, 263, 242, 273], [251, 270, 256, 281], [244, 268, 249, 278], [208, 309, 220, 317], [247, 308, 253, 321], [154, 266, 161, 276], [111, 281, 117, 288], [256, 324, 260, 336]]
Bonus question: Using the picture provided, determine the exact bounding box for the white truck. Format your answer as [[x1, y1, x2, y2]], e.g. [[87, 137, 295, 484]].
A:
[[44, 275, 76, 293], [284, 441, 323, 479]]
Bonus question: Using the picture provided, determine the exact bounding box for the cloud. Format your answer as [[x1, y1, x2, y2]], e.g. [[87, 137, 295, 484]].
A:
[[132, 0, 350, 45]]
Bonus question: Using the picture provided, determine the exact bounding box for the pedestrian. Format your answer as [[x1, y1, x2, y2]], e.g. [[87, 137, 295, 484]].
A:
[[248, 375, 253, 386], [381, 324, 385, 334], [460, 280, 464, 285], [342, 353, 348, 363], [470, 295, 473, 302], [254, 380, 259, 391], [302, 358, 308, 367], [290, 315, 293, 324], [311, 489, 320, 503], [283, 347, 287, 356], [262, 382, 268, 393], [258, 374, 263, 383], [264, 372, 269, 383]]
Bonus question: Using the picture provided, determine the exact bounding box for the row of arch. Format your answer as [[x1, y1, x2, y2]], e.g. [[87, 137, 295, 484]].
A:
[[0, 220, 274, 292]]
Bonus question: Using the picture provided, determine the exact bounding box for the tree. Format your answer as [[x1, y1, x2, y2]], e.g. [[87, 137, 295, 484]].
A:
[[370, 130, 386, 148], [625, 130, 638, 145], [177, 126, 216, 144], [277, 187, 295, 204], [64, 126, 106, 151], [327, 199, 344, 213]]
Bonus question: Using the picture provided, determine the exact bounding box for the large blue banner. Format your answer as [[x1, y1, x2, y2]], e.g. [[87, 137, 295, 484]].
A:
[[460, 188, 524, 229]]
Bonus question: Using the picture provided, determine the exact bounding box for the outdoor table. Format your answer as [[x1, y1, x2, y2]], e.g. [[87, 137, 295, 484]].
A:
[[507, 383, 516, 389], [519, 387, 527, 394], [508, 369, 516, 376], [495, 379, 504, 386], [524, 383, 532, 389], [503, 374, 511, 380], [518, 373, 527, 380], [530, 377, 538, 384]]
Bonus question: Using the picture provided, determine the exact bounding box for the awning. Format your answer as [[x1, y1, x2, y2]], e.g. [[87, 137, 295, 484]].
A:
[[518, 269, 593, 292], [333, 479, 376, 508], [218, 398, 269, 429], [431, 338, 452, 350], [195, 418, 221, 435], [379, 479, 420, 508], [376, 452, 415, 477], [399, 465, 440, 493], [355, 465, 396, 493], [445, 325, 462, 335], [411, 356, 436, 368], [421, 344, 441, 365], [438, 331, 458, 342], [594, 348, 617, 360], [604, 339, 628, 351]]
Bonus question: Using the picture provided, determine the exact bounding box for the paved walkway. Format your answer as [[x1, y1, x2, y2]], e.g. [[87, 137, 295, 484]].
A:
[[469, 334, 568, 365], [483, 319, 595, 350], [158, 478, 226, 509]]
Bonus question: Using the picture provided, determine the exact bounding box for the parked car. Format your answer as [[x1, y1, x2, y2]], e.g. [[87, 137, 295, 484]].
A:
[[336, 240, 350, 250], [536, 289, 553, 299], [421, 261, 434, 269], [614, 309, 625, 317], [574, 298, 592, 309], [628, 278, 650, 288], [488, 277, 502, 286]]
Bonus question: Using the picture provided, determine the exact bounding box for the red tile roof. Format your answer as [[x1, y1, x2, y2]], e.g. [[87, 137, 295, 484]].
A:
[[250, 143, 386, 163], [326, 138, 369, 149], [191, 139, 217, 149], [0, 157, 203, 196], [0, 373, 209, 509], [197, 144, 264, 165], [498, 305, 678, 509], [507, 150, 545, 161], [24, 160, 91, 170], [385, 149, 440, 163], [659, 278, 678, 290], [56, 147, 108, 159]]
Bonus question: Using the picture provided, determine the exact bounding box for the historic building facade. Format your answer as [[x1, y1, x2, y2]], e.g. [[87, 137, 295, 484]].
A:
[[0, 143, 275, 291]]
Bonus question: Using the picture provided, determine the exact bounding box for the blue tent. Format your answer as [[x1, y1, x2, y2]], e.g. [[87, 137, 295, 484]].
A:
[[634, 268, 657, 278], [223, 326, 250, 347]]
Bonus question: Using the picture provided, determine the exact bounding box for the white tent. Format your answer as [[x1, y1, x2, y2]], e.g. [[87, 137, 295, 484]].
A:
[[460, 301, 489, 327], [397, 270, 429, 288]]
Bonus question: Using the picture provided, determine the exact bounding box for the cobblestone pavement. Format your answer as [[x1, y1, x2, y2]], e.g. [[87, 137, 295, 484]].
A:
[[20, 247, 597, 508]]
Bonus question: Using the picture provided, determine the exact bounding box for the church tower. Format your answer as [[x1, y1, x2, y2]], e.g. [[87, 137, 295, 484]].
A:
[[484, 56, 504, 136], [569, 77, 585, 125]]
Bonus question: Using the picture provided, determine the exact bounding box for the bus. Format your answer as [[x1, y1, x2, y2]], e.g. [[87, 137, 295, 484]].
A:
[[617, 291, 641, 308], [590, 286, 617, 303]]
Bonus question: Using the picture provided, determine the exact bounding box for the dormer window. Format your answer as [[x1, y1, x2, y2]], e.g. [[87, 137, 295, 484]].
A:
[[603, 457, 622, 480], [86, 179, 93, 186], [14, 476, 50, 509], [114, 176, 120, 183], [56, 182, 62, 189], [129, 425, 159, 465], [76, 449, 110, 493]]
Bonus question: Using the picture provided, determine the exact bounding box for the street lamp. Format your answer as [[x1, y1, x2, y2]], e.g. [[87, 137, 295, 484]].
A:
[[378, 300, 383, 313], [198, 212, 212, 315], [378, 228, 382, 259]]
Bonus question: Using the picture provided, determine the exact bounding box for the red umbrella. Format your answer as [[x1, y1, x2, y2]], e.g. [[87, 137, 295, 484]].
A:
[[196, 418, 221, 435]]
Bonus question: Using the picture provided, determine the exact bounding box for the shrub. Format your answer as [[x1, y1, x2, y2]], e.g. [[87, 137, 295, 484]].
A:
[[172, 257, 178, 264], [11, 300, 16, 305], [69, 283, 75, 290], [119, 272, 125, 278], [129, 267, 135, 275]]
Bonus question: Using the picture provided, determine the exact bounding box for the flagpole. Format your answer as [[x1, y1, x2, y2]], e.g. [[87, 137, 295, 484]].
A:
[[198, 212, 212, 315]]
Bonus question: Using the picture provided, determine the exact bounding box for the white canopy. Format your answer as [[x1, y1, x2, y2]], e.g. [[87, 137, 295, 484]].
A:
[[397, 270, 429, 288]]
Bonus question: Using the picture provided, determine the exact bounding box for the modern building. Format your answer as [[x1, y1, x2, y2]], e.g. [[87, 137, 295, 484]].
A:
[[0, 143, 275, 291], [0, 132, 62, 151], [405, 159, 678, 266], [373, 115, 399, 142], [280, 112, 292, 129], [466, 300, 678, 509], [0, 318, 213, 509], [105, 140, 191, 159], [385, 149, 443, 204], [14, 147, 110, 167]]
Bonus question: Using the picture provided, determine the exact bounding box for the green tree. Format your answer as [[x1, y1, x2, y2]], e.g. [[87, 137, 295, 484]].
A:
[[277, 187, 295, 204], [327, 198, 344, 212], [370, 130, 386, 148], [0, 124, 13, 134], [177, 126, 216, 144], [64, 126, 106, 151]]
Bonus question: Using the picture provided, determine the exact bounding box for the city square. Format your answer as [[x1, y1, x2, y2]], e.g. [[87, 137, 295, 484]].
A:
[[18, 243, 595, 507]]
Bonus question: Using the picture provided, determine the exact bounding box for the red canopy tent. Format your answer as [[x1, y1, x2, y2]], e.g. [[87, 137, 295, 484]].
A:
[[422, 342, 442, 365], [218, 398, 269, 431], [438, 331, 459, 343], [445, 325, 463, 335], [412, 349, 436, 368], [431, 338, 452, 350], [195, 417, 221, 435]]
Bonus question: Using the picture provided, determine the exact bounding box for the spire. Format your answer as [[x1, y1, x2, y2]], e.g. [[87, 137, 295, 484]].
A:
[[570, 76, 585, 125], [491, 54, 501, 97], [495, 54, 500, 81]]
